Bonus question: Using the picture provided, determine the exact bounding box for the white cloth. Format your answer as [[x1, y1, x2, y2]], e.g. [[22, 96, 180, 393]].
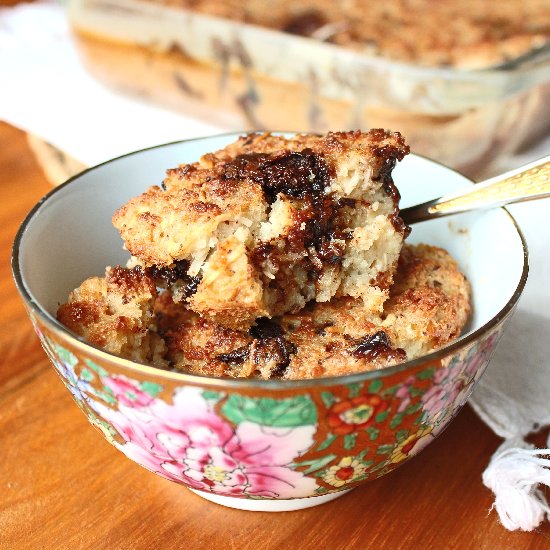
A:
[[0, 1, 223, 166], [482, 437, 550, 531], [1, 1, 550, 531]]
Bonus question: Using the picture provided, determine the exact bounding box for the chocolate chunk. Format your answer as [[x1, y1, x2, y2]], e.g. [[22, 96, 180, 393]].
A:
[[221, 149, 331, 204], [284, 10, 327, 37], [217, 346, 250, 365], [252, 338, 297, 377], [351, 331, 407, 362], [372, 146, 410, 237], [147, 260, 191, 285], [147, 260, 201, 301], [249, 318, 296, 375], [183, 276, 201, 298], [249, 317, 284, 339]]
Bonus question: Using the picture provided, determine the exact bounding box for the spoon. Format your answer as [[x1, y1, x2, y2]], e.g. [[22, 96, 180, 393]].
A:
[[400, 155, 550, 224]]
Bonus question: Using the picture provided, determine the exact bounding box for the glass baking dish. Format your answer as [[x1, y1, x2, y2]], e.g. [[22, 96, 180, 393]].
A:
[[67, 0, 550, 178]]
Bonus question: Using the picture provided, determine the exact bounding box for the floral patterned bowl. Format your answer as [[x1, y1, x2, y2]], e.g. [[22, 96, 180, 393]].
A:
[[12, 134, 528, 512]]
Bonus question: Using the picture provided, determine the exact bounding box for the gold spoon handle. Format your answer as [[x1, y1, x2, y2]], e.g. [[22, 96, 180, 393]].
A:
[[401, 155, 550, 224]]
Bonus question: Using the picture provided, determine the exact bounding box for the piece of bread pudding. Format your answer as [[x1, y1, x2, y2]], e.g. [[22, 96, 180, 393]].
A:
[[112, 131, 409, 330]]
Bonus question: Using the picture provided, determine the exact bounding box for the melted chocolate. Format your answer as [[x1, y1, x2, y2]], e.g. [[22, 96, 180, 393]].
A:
[[284, 10, 327, 37], [147, 260, 190, 285], [224, 148, 353, 280], [249, 317, 284, 339], [250, 318, 297, 375], [217, 318, 296, 375], [372, 146, 410, 238], [222, 149, 330, 204], [182, 276, 201, 298], [336, 198, 357, 208], [351, 331, 406, 362], [147, 260, 201, 301]]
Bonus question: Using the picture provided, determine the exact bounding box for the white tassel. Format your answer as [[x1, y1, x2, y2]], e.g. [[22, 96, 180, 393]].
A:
[[482, 437, 550, 531]]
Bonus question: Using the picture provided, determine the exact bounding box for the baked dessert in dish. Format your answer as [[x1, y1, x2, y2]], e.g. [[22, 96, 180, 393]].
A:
[[57, 130, 472, 380], [152, 0, 550, 68], [68, 0, 550, 180], [113, 131, 409, 330]]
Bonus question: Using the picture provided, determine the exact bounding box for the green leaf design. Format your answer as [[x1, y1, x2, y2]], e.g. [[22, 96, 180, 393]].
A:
[[368, 379, 383, 394], [344, 433, 357, 450], [382, 384, 401, 396], [315, 486, 330, 495], [371, 461, 388, 472], [390, 412, 404, 429], [375, 410, 389, 423], [139, 381, 163, 397], [405, 402, 422, 415], [85, 359, 108, 378], [89, 388, 117, 406], [80, 368, 94, 382], [355, 473, 371, 482], [376, 444, 394, 455], [409, 386, 423, 397], [417, 367, 436, 380], [362, 460, 374, 468], [356, 449, 369, 461], [396, 429, 410, 443], [367, 426, 380, 441], [202, 390, 223, 402], [94, 417, 117, 438], [316, 433, 337, 451], [347, 383, 362, 398], [320, 391, 336, 408], [221, 395, 317, 427], [54, 344, 78, 368], [415, 411, 427, 425], [299, 454, 338, 475]]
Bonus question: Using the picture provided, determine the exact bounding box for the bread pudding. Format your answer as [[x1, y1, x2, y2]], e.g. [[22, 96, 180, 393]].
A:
[[152, 0, 550, 68], [113, 131, 409, 330], [57, 129, 471, 379], [58, 243, 470, 379]]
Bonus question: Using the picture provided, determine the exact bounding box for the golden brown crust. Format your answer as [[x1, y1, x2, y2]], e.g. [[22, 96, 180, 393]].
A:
[[57, 266, 167, 367], [381, 243, 471, 355], [113, 131, 409, 329], [57, 244, 471, 378]]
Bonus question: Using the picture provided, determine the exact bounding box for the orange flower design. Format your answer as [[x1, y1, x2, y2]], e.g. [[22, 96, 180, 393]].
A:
[[327, 394, 388, 435], [389, 426, 433, 464], [322, 457, 367, 487]]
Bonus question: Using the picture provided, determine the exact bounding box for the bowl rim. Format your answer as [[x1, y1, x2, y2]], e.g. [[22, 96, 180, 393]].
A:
[[11, 132, 529, 389]]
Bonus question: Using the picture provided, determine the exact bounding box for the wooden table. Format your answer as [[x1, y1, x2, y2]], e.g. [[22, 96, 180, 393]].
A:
[[0, 120, 548, 549]]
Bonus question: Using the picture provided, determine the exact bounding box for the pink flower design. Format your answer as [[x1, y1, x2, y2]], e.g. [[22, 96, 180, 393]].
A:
[[102, 375, 155, 408], [421, 368, 463, 426], [395, 375, 416, 413], [92, 386, 318, 499], [463, 332, 500, 378]]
